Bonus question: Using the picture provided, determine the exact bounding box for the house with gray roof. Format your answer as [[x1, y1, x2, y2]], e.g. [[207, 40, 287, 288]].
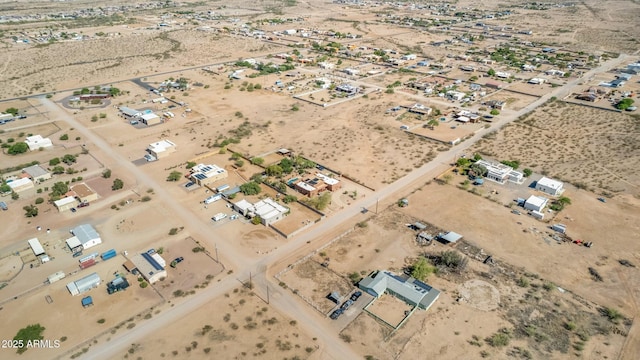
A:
[[66, 224, 102, 251], [359, 270, 440, 310]]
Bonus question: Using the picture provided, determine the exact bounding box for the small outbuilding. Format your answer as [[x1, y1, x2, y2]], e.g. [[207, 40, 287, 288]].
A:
[[66, 272, 101, 296], [7, 178, 34, 193], [535, 177, 564, 196], [27, 238, 45, 256], [438, 231, 463, 244], [524, 195, 548, 212], [24, 135, 53, 151]]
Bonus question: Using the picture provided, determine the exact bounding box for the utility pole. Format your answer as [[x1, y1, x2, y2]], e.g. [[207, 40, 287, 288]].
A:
[[267, 286, 270, 304], [376, 198, 379, 214], [215, 243, 219, 263], [249, 272, 252, 289]]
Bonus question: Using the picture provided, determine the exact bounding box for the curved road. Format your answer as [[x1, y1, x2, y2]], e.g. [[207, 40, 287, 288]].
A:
[[46, 53, 630, 359]]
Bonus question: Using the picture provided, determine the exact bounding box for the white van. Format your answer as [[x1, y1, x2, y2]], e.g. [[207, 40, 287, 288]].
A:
[[212, 213, 227, 222]]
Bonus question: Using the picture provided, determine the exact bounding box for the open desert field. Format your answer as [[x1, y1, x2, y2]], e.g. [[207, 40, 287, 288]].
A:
[[474, 102, 640, 197]]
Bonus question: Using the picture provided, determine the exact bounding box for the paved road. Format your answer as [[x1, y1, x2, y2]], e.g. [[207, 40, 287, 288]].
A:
[[50, 53, 631, 359]]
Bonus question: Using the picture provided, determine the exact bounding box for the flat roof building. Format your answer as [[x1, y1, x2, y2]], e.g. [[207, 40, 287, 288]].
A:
[[66, 272, 101, 296], [524, 195, 548, 212], [140, 112, 162, 126], [130, 252, 167, 284], [66, 224, 102, 251], [147, 139, 176, 159], [54, 196, 78, 212], [24, 135, 53, 151], [359, 270, 440, 311], [535, 177, 564, 196], [22, 164, 51, 183], [475, 160, 524, 184], [70, 183, 99, 203], [189, 164, 228, 186]]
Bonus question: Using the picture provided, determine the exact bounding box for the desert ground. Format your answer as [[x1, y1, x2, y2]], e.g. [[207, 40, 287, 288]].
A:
[[0, 0, 639, 359]]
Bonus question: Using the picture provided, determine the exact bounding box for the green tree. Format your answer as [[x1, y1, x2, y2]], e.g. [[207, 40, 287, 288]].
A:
[[186, 161, 196, 169], [62, 154, 76, 165], [23, 205, 38, 218], [279, 158, 294, 174], [51, 182, 69, 196], [11, 191, 19, 200], [490, 109, 500, 115], [523, 168, 533, 177], [469, 163, 488, 177], [283, 194, 297, 203], [239, 181, 261, 195], [487, 68, 496, 76], [112, 178, 124, 191], [5, 107, 19, 116], [251, 216, 262, 225], [109, 87, 121, 97], [13, 323, 45, 354], [59, 134, 69, 141], [8, 142, 28, 154], [52, 166, 65, 174], [0, 183, 10, 194], [616, 98, 634, 110], [456, 158, 471, 167], [102, 169, 112, 178], [166, 171, 182, 182], [265, 164, 283, 177], [500, 160, 520, 169], [49, 157, 60, 166], [35, 197, 44, 204], [410, 257, 435, 281], [251, 157, 264, 165]]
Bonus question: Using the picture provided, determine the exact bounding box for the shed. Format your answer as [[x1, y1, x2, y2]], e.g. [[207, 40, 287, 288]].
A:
[[414, 222, 427, 231], [328, 291, 342, 304], [140, 113, 161, 126], [48, 271, 66, 284], [66, 272, 101, 296], [28, 238, 45, 256], [81, 296, 93, 307], [438, 231, 463, 244]]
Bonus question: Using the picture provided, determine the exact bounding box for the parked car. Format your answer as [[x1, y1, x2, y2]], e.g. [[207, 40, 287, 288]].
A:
[[341, 299, 354, 310], [70, 207, 77, 213], [73, 251, 83, 258], [330, 309, 343, 320], [185, 182, 195, 188], [350, 291, 362, 301], [170, 256, 184, 268], [597, 197, 607, 203], [78, 202, 90, 208], [511, 209, 521, 215]]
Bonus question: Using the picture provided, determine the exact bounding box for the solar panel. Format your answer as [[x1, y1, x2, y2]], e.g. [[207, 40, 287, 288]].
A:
[[141, 252, 164, 270]]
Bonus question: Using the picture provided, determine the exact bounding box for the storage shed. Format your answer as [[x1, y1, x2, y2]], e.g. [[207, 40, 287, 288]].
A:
[[524, 195, 548, 212], [66, 224, 102, 250], [27, 238, 45, 256], [66, 272, 101, 296], [438, 231, 463, 244]]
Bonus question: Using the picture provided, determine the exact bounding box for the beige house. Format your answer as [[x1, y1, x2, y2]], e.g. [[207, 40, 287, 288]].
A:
[[8, 178, 34, 193], [22, 165, 51, 183], [189, 164, 228, 186], [70, 183, 99, 203], [54, 196, 78, 212]]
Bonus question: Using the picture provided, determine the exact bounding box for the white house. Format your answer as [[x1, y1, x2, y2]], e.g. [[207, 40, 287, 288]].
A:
[[475, 160, 524, 184], [524, 195, 548, 212], [24, 135, 53, 151], [535, 177, 564, 196], [8, 177, 34, 192], [147, 139, 176, 159], [233, 198, 289, 226], [401, 54, 417, 61]]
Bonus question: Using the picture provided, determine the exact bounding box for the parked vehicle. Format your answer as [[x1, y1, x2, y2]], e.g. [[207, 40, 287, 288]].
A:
[[170, 257, 184, 268], [350, 291, 362, 301], [78, 202, 90, 208], [597, 197, 607, 203], [212, 213, 227, 221], [341, 299, 354, 310], [70, 207, 77, 213], [330, 309, 343, 320], [0, 201, 7, 211]]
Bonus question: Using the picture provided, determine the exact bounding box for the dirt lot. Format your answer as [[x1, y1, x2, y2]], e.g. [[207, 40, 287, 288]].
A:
[[366, 294, 413, 328], [474, 102, 640, 196], [115, 286, 318, 360]]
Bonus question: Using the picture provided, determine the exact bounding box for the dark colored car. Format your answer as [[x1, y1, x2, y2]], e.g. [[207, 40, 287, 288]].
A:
[[330, 309, 343, 320], [350, 291, 362, 302], [70, 207, 77, 213], [341, 299, 353, 310], [170, 256, 184, 268], [78, 202, 90, 208]]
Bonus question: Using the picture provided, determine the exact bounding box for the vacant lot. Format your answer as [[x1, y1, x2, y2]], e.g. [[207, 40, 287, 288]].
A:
[[474, 102, 640, 197]]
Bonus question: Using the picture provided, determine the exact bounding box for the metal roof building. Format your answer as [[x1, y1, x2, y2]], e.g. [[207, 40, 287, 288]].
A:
[[359, 270, 440, 310], [66, 272, 101, 296], [27, 238, 45, 256], [535, 176, 564, 196], [66, 224, 102, 250]]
